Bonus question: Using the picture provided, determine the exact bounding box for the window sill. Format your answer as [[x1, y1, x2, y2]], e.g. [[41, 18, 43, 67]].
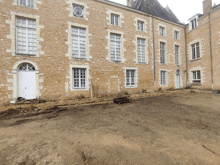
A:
[[72, 57, 88, 61], [126, 86, 137, 88], [138, 62, 147, 64], [111, 60, 122, 63], [16, 54, 36, 57], [190, 58, 201, 62]]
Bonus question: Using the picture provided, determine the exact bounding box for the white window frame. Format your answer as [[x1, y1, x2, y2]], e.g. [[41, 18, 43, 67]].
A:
[[16, 17, 37, 55], [124, 67, 138, 88], [18, 0, 34, 8], [126, 70, 136, 87], [188, 15, 199, 30], [159, 26, 165, 36], [111, 14, 120, 26], [69, 65, 90, 91], [110, 33, 121, 62], [107, 10, 124, 27], [191, 43, 200, 60], [160, 42, 166, 64], [71, 26, 87, 59], [72, 68, 87, 89], [137, 38, 146, 63], [192, 70, 201, 83], [191, 19, 197, 29], [175, 45, 180, 66], [160, 70, 167, 86], [137, 20, 144, 31]]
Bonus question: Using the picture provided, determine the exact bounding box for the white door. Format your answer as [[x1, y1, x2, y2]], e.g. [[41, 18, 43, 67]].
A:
[[18, 71, 36, 100], [176, 74, 181, 89]]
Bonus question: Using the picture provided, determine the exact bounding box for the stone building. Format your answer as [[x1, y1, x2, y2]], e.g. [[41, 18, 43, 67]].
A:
[[0, 0, 219, 102]]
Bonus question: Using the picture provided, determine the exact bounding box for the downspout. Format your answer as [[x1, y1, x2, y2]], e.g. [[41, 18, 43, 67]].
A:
[[184, 26, 188, 87], [152, 16, 156, 91], [209, 13, 214, 90]]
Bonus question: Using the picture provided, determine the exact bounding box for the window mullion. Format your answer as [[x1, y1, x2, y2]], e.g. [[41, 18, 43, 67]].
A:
[[79, 69, 81, 88], [26, 19, 28, 54]]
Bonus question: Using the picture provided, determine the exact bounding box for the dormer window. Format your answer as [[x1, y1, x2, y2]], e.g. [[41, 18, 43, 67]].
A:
[[73, 4, 84, 18], [191, 19, 197, 29]]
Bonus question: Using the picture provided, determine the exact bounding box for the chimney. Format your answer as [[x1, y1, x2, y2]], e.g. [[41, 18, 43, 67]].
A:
[[203, 0, 212, 15], [127, 0, 134, 8]]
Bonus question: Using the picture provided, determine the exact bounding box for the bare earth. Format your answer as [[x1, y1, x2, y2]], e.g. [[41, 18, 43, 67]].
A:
[[0, 92, 220, 165]]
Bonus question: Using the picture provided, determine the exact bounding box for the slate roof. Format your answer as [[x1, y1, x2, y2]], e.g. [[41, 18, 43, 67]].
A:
[[134, 0, 180, 24]]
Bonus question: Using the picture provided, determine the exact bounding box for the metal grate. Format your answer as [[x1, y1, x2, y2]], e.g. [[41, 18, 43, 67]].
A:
[[18, 63, 35, 71]]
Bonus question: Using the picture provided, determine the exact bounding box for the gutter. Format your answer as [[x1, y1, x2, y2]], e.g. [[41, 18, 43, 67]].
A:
[[152, 17, 156, 91], [208, 13, 214, 90], [184, 26, 188, 86]]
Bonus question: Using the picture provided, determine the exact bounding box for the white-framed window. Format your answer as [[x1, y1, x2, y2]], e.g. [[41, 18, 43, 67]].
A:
[[192, 70, 201, 83], [73, 4, 84, 18], [137, 20, 144, 31], [160, 42, 166, 64], [72, 68, 86, 89], [191, 19, 197, 30], [160, 70, 167, 86], [175, 45, 180, 65], [191, 43, 200, 60], [174, 30, 179, 39], [111, 14, 119, 26], [159, 26, 165, 36], [16, 17, 36, 55], [137, 38, 146, 63], [71, 26, 86, 59], [110, 33, 121, 61], [18, 0, 34, 8], [126, 70, 136, 87]]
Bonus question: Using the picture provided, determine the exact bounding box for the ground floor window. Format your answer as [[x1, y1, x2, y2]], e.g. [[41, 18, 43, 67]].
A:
[[126, 70, 135, 87], [160, 70, 167, 86], [72, 68, 86, 88], [192, 70, 201, 83]]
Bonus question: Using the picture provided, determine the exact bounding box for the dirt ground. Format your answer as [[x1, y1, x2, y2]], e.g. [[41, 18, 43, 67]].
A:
[[0, 91, 220, 165]]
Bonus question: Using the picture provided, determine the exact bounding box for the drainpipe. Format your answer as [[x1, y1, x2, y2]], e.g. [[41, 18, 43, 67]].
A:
[[152, 16, 156, 91], [184, 26, 188, 87], [208, 13, 214, 90]]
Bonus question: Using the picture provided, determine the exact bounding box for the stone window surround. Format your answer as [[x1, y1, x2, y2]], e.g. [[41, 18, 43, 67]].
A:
[[66, 22, 92, 60], [6, 11, 44, 57], [106, 9, 124, 27], [158, 39, 167, 65], [12, 0, 42, 10], [158, 23, 167, 37], [69, 65, 90, 91], [123, 67, 138, 88], [66, 0, 90, 20], [173, 28, 180, 40], [188, 38, 203, 61], [10, 60, 43, 101], [106, 29, 126, 63], [159, 69, 168, 87], [174, 43, 181, 66], [134, 17, 148, 32], [188, 15, 199, 31], [189, 67, 204, 84], [133, 35, 149, 64]]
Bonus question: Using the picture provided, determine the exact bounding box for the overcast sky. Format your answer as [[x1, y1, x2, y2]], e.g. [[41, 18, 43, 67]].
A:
[[110, 0, 220, 23]]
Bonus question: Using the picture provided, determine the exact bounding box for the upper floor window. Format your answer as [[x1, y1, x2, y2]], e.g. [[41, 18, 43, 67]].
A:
[[175, 45, 180, 65], [18, 0, 34, 8], [71, 27, 86, 59], [174, 31, 179, 39], [159, 26, 165, 36], [137, 38, 146, 63], [191, 43, 200, 60], [160, 42, 166, 64], [137, 21, 144, 31], [16, 17, 36, 55], [191, 19, 197, 29], [111, 14, 119, 26], [110, 33, 121, 62], [192, 70, 201, 83], [73, 4, 84, 18]]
